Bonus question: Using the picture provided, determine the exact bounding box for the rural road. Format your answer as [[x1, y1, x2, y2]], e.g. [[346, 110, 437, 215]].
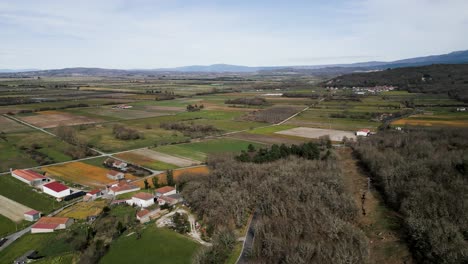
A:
[[236, 212, 258, 264], [0, 199, 81, 252]]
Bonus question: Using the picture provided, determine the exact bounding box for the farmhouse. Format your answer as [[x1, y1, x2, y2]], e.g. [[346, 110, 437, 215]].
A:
[[155, 186, 176, 197], [31, 217, 74, 234], [10, 169, 48, 186], [126, 192, 155, 208], [108, 181, 140, 196], [356, 129, 371, 137], [42, 181, 71, 198], [136, 209, 150, 221], [136, 208, 161, 223], [107, 170, 125, 180], [83, 189, 103, 201], [24, 210, 41, 222], [157, 194, 182, 206], [112, 160, 127, 170]]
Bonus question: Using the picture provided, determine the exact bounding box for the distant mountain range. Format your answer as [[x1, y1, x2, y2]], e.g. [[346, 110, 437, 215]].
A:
[[1, 50, 468, 76]]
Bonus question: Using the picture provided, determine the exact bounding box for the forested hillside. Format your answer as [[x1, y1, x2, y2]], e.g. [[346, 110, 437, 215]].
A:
[[354, 128, 468, 263], [325, 64, 468, 102], [183, 155, 369, 264]]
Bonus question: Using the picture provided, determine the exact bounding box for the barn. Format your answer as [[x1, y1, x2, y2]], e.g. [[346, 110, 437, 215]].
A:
[[24, 210, 41, 222], [155, 186, 176, 197], [356, 129, 371, 137], [31, 217, 73, 233], [107, 170, 125, 180], [42, 181, 71, 198], [10, 169, 48, 186]]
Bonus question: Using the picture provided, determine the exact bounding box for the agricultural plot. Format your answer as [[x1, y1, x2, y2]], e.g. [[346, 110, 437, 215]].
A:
[[42, 161, 139, 188], [154, 138, 264, 161], [0, 131, 75, 172], [100, 227, 201, 264], [75, 106, 177, 120], [392, 112, 468, 127], [0, 175, 55, 213], [115, 149, 200, 170], [17, 110, 103, 128], [0, 195, 32, 222], [0, 115, 32, 133], [134, 166, 209, 188], [57, 200, 107, 220], [275, 127, 356, 141], [0, 214, 16, 237]]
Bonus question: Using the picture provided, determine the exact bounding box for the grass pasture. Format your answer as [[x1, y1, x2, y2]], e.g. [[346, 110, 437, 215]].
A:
[[154, 138, 264, 161], [0, 115, 32, 133], [0, 214, 16, 237], [0, 175, 55, 213], [17, 110, 103, 128], [392, 112, 468, 127], [100, 227, 201, 264], [43, 161, 139, 188]]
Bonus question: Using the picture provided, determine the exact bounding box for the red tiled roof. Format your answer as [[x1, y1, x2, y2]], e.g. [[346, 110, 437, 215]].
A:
[[136, 209, 149, 218], [114, 160, 123, 165], [24, 210, 41, 216], [109, 182, 139, 193], [358, 129, 371, 133], [108, 170, 122, 176], [37, 217, 70, 225], [88, 189, 101, 195], [12, 169, 46, 182], [31, 223, 59, 230], [155, 186, 175, 194], [43, 181, 69, 193], [133, 192, 154, 200], [159, 196, 177, 203]]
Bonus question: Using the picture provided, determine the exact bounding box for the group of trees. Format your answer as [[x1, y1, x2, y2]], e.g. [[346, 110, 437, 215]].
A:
[[354, 128, 468, 263], [171, 212, 191, 234], [112, 124, 143, 140], [160, 122, 219, 138], [56, 125, 94, 159], [184, 155, 369, 263], [224, 97, 268, 106], [186, 104, 204, 112], [236, 142, 328, 163]]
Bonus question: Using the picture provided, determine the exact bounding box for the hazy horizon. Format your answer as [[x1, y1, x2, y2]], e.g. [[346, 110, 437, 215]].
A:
[[1, 0, 468, 69]]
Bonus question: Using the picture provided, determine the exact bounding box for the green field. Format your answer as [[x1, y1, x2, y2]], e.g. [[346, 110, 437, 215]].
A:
[[100, 227, 201, 264], [0, 214, 16, 237], [154, 138, 264, 161], [0, 131, 76, 172], [0, 232, 74, 264], [0, 175, 55, 213]]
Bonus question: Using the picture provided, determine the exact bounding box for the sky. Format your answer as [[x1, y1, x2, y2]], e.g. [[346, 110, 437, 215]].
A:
[[1, 0, 468, 69]]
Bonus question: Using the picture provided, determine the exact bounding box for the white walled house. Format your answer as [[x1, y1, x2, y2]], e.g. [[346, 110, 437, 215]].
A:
[[42, 181, 71, 198], [107, 170, 125, 180], [31, 217, 73, 234], [155, 186, 176, 197], [83, 189, 103, 201], [356, 129, 371, 137], [112, 160, 127, 170], [126, 192, 155, 208], [24, 210, 41, 222], [10, 169, 48, 186]]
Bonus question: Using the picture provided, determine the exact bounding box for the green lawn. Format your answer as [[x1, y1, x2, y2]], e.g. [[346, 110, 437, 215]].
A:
[[225, 242, 243, 264], [154, 138, 264, 161], [100, 227, 201, 264], [0, 214, 16, 237], [0, 232, 74, 264], [0, 176, 55, 213]]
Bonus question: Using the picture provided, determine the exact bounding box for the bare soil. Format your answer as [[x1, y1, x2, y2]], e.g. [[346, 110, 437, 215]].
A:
[[276, 127, 356, 141], [131, 149, 200, 167], [19, 111, 102, 128]]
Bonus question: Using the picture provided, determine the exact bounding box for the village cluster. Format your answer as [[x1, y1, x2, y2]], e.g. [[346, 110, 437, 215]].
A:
[[9, 157, 186, 234]]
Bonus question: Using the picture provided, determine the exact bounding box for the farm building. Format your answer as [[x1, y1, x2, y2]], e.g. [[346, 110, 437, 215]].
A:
[[136, 208, 161, 223], [10, 169, 48, 186], [31, 217, 74, 234], [24, 210, 41, 222], [108, 181, 140, 196], [112, 160, 127, 170], [42, 181, 71, 198], [107, 170, 125, 180], [83, 189, 103, 201], [126, 192, 155, 208], [136, 209, 150, 222], [158, 193, 183, 206], [356, 129, 371, 137], [155, 186, 176, 197]]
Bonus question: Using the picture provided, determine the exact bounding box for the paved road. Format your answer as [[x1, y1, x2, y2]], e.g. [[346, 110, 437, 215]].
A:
[[0, 199, 81, 252], [237, 212, 258, 264]]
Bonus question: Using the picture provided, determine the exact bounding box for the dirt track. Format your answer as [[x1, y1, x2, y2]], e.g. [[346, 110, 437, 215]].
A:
[[132, 149, 200, 167], [275, 127, 356, 141], [0, 195, 33, 222]]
